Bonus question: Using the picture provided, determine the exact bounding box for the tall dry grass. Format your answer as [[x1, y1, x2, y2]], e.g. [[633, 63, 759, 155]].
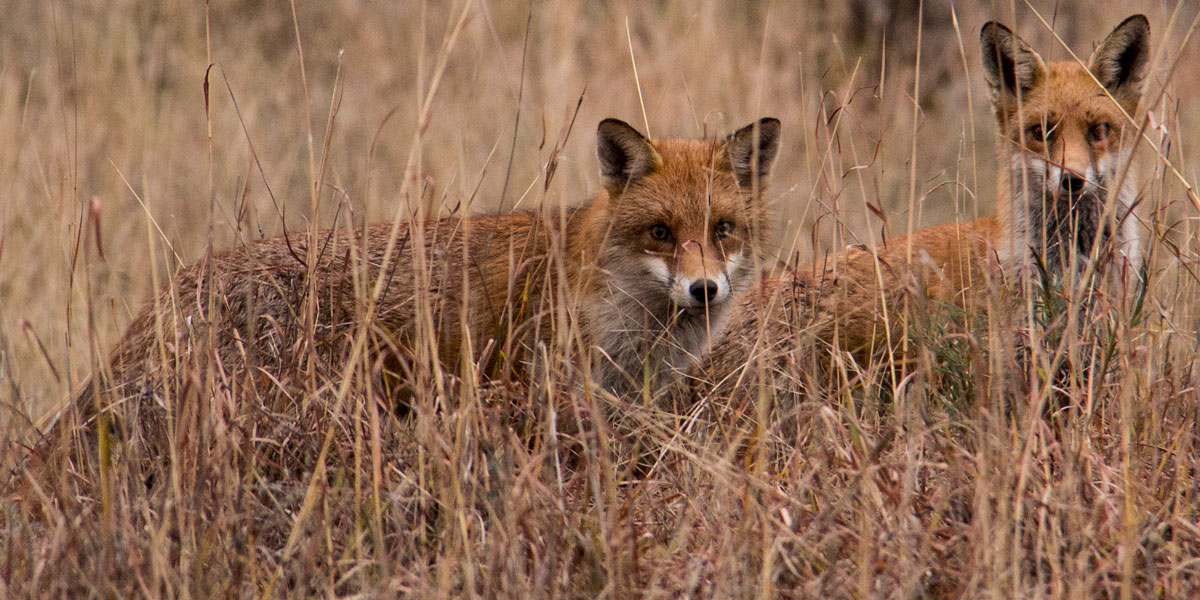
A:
[[2, 0, 1199, 597]]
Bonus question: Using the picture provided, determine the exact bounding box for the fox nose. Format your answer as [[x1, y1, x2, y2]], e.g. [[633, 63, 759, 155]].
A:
[[1061, 173, 1086, 195], [688, 279, 719, 303]]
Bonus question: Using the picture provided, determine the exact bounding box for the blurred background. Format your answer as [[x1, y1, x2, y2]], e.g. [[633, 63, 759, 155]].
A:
[[2, 0, 1198, 415]]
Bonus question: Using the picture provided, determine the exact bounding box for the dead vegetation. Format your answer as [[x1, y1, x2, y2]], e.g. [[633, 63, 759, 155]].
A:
[[2, 1, 1199, 597]]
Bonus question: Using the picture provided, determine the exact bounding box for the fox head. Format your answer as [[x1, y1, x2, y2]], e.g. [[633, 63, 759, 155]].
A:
[[592, 117, 781, 320], [980, 15, 1148, 276]]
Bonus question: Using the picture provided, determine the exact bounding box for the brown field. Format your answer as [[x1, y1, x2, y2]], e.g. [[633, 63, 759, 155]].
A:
[[3, 0, 1200, 597]]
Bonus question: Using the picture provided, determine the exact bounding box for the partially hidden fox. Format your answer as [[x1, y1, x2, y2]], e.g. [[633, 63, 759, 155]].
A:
[[58, 117, 781, 440], [698, 15, 1149, 396]]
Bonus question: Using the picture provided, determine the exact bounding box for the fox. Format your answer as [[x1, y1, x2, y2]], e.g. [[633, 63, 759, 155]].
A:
[[695, 15, 1149, 396], [52, 117, 781, 443]]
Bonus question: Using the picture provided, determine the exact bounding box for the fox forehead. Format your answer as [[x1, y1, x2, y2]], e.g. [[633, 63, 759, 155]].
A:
[[613, 138, 749, 223], [1012, 62, 1132, 123]]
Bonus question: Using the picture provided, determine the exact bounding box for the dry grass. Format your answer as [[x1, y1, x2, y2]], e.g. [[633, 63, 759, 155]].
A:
[[3, 0, 1200, 597]]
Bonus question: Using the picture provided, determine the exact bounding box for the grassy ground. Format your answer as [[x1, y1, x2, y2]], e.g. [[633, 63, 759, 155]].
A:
[[2, 1, 1200, 597]]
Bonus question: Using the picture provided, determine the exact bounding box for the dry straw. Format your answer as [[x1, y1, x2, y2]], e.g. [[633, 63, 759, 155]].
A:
[[2, 1, 1199, 597]]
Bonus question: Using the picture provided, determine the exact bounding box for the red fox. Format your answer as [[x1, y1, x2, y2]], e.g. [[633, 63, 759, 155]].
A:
[[64, 117, 780, 438], [980, 14, 1146, 279], [698, 15, 1149, 392]]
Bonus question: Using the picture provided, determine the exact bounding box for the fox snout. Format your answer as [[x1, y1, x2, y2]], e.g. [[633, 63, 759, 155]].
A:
[[668, 240, 735, 310], [1047, 163, 1103, 200], [687, 279, 720, 303], [672, 273, 729, 309], [1059, 171, 1087, 196]]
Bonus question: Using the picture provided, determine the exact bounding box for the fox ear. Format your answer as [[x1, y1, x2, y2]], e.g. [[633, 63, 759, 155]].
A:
[[1090, 15, 1150, 107], [597, 119, 660, 192], [724, 117, 781, 189], [980, 21, 1046, 101]]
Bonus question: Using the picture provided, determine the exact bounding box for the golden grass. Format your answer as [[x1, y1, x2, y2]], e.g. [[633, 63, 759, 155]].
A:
[[3, 1, 1200, 597]]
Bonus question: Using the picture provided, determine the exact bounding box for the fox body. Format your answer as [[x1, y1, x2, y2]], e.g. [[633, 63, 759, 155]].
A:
[[72, 117, 780, 433], [698, 16, 1149, 394]]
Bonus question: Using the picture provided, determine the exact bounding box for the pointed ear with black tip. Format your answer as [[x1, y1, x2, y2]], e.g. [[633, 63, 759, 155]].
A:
[[1090, 15, 1151, 108], [597, 119, 661, 193], [724, 117, 781, 190], [980, 21, 1046, 102]]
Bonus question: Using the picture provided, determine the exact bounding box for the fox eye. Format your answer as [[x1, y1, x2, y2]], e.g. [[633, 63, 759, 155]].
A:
[[1088, 122, 1110, 143], [1027, 123, 1052, 143], [649, 223, 673, 242], [713, 220, 735, 240]]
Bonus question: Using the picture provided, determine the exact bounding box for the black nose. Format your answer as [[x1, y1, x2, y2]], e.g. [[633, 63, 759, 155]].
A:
[[688, 279, 719, 303], [1061, 173, 1086, 195]]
